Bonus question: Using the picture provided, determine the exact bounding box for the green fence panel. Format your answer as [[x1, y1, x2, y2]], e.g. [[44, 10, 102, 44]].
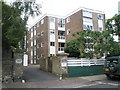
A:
[[68, 65, 104, 77]]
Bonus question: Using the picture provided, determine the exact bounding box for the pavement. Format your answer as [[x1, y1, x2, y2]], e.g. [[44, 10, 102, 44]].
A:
[[2, 65, 119, 88]]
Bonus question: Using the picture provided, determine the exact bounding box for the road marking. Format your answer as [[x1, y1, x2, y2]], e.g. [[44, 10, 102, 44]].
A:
[[74, 83, 100, 88], [98, 81, 119, 86], [74, 81, 119, 88]]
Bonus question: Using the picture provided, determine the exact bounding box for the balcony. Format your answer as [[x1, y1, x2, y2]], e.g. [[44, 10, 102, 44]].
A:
[[58, 36, 66, 42]]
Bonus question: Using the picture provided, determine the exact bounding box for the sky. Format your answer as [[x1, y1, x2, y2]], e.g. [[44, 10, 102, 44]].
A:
[[5, 0, 120, 27], [27, 0, 120, 27]]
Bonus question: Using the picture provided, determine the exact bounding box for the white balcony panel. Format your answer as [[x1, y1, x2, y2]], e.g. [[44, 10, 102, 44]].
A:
[[50, 35, 55, 42], [50, 22, 55, 29], [50, 46, 56, 54], [58, 39, 65, 42], [83, 22, 93, 26], [58, 51, 64, 53], [58, 27, 65, 31]]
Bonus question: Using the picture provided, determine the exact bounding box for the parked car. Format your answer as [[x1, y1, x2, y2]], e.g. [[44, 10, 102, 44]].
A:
[[104, 56, 120, 79]]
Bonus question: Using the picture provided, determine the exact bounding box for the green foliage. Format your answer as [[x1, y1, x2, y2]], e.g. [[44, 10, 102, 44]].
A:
[[65, 29, 120, 58], [64, 40, 80, 58], [2, 1, 41, 52]]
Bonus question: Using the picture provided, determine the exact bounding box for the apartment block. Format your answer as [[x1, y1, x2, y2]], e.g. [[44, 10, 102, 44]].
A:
[[65, 7, 105, 41], [27, 14, 66, 64], [27, 7, 105, 65]]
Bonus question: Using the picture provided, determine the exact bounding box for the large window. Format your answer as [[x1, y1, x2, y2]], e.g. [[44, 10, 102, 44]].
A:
[[83, 17, 92, 23], [83, 10, 92, 18], [50, 17, 55, 22], [83, 25, 93, 30]]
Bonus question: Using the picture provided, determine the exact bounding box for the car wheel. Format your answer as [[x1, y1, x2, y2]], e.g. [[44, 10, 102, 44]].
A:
[[106, 74, 114, 79]]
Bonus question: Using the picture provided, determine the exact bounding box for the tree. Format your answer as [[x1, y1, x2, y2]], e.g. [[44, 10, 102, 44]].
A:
[[106, 14, 120, 42], [64, 39, 80, 58], [65, 29, 120, 58], [2, 1, 41, 52]]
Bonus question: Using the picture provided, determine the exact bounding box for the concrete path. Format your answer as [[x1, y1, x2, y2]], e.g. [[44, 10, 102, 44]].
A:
[[23, 65, 58, 82]]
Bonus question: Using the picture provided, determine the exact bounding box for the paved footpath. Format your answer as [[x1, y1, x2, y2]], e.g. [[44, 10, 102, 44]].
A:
[[2, 65, 119, 88]]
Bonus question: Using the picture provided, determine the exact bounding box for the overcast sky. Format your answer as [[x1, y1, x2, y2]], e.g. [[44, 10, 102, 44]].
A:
[[6, 0, 119, 27]]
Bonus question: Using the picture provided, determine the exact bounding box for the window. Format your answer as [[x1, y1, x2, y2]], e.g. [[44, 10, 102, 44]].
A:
[[66, 17, 70, 23], [37, 33, 40, 38], [97, 14, 103, 20], [83, 17, 92, 23], [58, 47, 64, 51], [34, 50, 36, 55], [37, 43, 40, 48], [83, 10, 92, 18], [67, 29, 71, 35], [37, 22, 39, 27], [50, 42, 55, 46], [34, 30, 36, 35], [41, 54, 44, 57], [50, 17, 55, 22], [98, 27, 103, 31], [50, 54, 55, 57], [41, 43, 44, 47], [41, 19, 44, 24], [31, 31, 33, 38], [41, 31, 44, 36], [59, 43, 65, 47], [83, 25, 93, 30], [50, 29, 55, 34], [58, 18, 65, 28], [34, 39, 36, 45]]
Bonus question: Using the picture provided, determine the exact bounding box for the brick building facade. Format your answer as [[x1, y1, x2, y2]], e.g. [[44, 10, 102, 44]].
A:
[[27, 7, 105, 65]]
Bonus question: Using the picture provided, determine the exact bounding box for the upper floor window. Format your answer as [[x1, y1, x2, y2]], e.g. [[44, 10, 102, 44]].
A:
[[58, 18, 65, 28], [83, 25, 93, 30], [50, 42, 55, 46], [67, 29, 71, 35], [50, 17, 55, 22], [83, 10, 92, 18], [41, 43, 44, 47], [37, 33, 40, 38], [66, 17, 70, 23], [41, 19, 44, 24], [37, 22, 39, 27], [83, 17, 92, 23], [50, 29, 55, 34], [41, 31, 44, 36], [97, 14, 103, 20]]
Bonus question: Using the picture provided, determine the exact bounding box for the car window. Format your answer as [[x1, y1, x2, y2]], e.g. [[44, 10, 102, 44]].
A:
[[107, 59, 118, 64]]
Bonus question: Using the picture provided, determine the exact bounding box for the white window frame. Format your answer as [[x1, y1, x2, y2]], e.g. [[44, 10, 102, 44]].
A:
[[67, 29, 71, 35], [41, 19, 44, 24], [66, 17, 70, 23], [41, 42, 44, 47], [41, 31, 44, 36]]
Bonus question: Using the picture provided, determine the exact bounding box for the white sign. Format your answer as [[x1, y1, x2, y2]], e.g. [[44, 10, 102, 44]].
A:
[[16, 59, 22, 64], [61, 62, 67, 67], [23, 54, 28, 66]]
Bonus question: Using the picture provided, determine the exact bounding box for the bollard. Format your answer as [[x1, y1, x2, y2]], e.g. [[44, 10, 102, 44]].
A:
[[59, 74, 62, 80]]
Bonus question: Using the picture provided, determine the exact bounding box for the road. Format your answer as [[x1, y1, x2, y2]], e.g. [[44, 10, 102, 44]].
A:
[[2, 65, 120, 88]]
